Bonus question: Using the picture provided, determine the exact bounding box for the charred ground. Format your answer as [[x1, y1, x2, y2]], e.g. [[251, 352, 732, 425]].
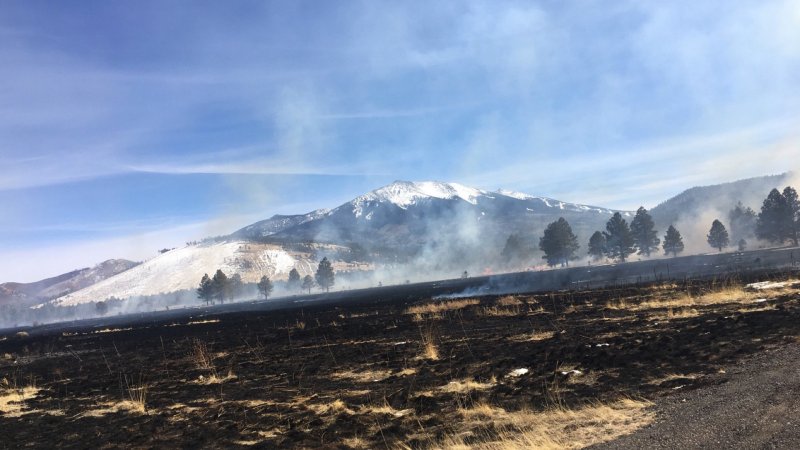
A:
[[1, 270, 800, 448]]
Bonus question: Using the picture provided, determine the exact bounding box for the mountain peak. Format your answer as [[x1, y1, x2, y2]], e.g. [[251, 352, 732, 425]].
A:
[[361, 180, 487, 208]]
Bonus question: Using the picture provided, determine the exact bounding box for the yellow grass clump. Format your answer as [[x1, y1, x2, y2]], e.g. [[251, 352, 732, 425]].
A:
[[0, 378, 40, 417], [417, 327, 440, 361], [406, 299, 480, 316], [497, 296, 523, 307], [427, 398, 653, 449]]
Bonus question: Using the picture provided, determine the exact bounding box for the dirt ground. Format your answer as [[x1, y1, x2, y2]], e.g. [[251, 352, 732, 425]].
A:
[[1, 273, 799, 449]]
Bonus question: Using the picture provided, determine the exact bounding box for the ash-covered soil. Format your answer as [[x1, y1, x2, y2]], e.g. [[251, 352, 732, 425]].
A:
[[1, 274, 799, 449]]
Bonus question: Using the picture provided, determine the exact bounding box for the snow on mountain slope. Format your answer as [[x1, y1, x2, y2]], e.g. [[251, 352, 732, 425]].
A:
[[347, 180, 621, 217], [352, 181, 486, 212], [232, 209, 329, 239], [51, 242, 301, 307]]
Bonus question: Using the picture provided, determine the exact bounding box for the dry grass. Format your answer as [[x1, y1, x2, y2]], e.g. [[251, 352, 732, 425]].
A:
[[426, 398, 653, 449], [647, 372, 699, 386], [497, 296, 523, 306], [194, 369, 237, 385], [649, 307, 700, 321], [305, 398, 354, 415], [359, 401, 413, 417], [332, 368, 393, 383], [406, 299, 481, 316], [479, 305, 522, 317], [418, 327, 440, 361], [342, 436, 370, 449], [508, 330, 556, 343], [124, 375, 148, 413], [191, 339, 213, 370], [332, 367, 417, 383], [0, 377, 40, 417], [608, 284, 781, 316], [438, 379, 496, 394]]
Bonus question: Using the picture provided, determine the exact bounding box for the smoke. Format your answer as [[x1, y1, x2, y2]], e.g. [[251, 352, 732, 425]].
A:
[[660, 172, 797, 255]]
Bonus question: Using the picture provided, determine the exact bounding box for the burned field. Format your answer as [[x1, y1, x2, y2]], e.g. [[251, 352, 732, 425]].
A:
[[2, 274, 800, 448]]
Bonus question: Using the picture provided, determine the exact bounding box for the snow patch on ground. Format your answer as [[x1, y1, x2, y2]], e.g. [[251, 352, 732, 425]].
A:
[[508, 368, 529, 377], [746, 280, 800, 290]]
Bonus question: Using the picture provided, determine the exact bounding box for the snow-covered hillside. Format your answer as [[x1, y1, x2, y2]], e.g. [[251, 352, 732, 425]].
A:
[[51, 241, 322, 306]]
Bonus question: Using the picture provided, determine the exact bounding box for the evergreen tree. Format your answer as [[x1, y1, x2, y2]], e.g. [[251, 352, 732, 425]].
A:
[[707, 219, 730, 252], [784, 186, 800, 246], [728, 201, 757, 243], [630, 207, 660, 257], [257, 275, 273, 300], [95, 301, 108, 316], [229, 273, 244, 300], [302, 275, 315, 294], [287, 268, 301, 291], [757, 188, 791, 244], [315, 257, 335, 292], [662, 225, 684, 257], [603, 212, 635, 262], [211, 269, 229, 304], [538, 217, 580, 267], [587, 231, 606, 261], [501, 233, 529, 268], [738, 238, 747, 252], [197, 273, 213, 305]]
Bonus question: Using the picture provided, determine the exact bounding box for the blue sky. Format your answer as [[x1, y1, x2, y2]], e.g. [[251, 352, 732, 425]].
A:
[[1, 0, 799, 281]]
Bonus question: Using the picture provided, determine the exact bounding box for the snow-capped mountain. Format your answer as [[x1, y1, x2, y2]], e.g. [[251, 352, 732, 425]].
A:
[[231, 181, 631, 254], [232, 180, 626, 244], [48, 180, 629, 307]]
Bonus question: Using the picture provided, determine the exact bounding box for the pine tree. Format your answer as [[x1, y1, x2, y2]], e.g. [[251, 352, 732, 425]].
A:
[[707, 219, 729, 252], [501, 234, 529, 268], [538, 217, 580, 267], [197, 273, 213, 305], [630, 207, 660, 257], [784, 186, 800, 246], [315, 257, 335, 292], [287, 268, 301, 291], [257, 275, 273, 300], [229, 273, 244, 300], [603, 212, 635, 262], [587, 231, 606, 261], [728, 201, 757, 243], [757, 188, 791, 244], [662, 225, 684, 257], [302, 275, 315, 294], [211, 269, 229, 304]]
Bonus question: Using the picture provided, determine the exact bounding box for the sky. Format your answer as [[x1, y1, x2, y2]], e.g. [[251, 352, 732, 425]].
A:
[[1, 0, 799, 282]]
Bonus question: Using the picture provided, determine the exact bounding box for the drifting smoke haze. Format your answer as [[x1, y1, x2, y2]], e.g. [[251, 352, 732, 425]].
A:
[[651, 173, 796, 255], [2, 1, 800, 327]]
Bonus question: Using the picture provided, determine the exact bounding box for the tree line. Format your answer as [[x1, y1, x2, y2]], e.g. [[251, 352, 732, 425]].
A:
[[534, 185, 799, 266], [196, 257, 336, 304]]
